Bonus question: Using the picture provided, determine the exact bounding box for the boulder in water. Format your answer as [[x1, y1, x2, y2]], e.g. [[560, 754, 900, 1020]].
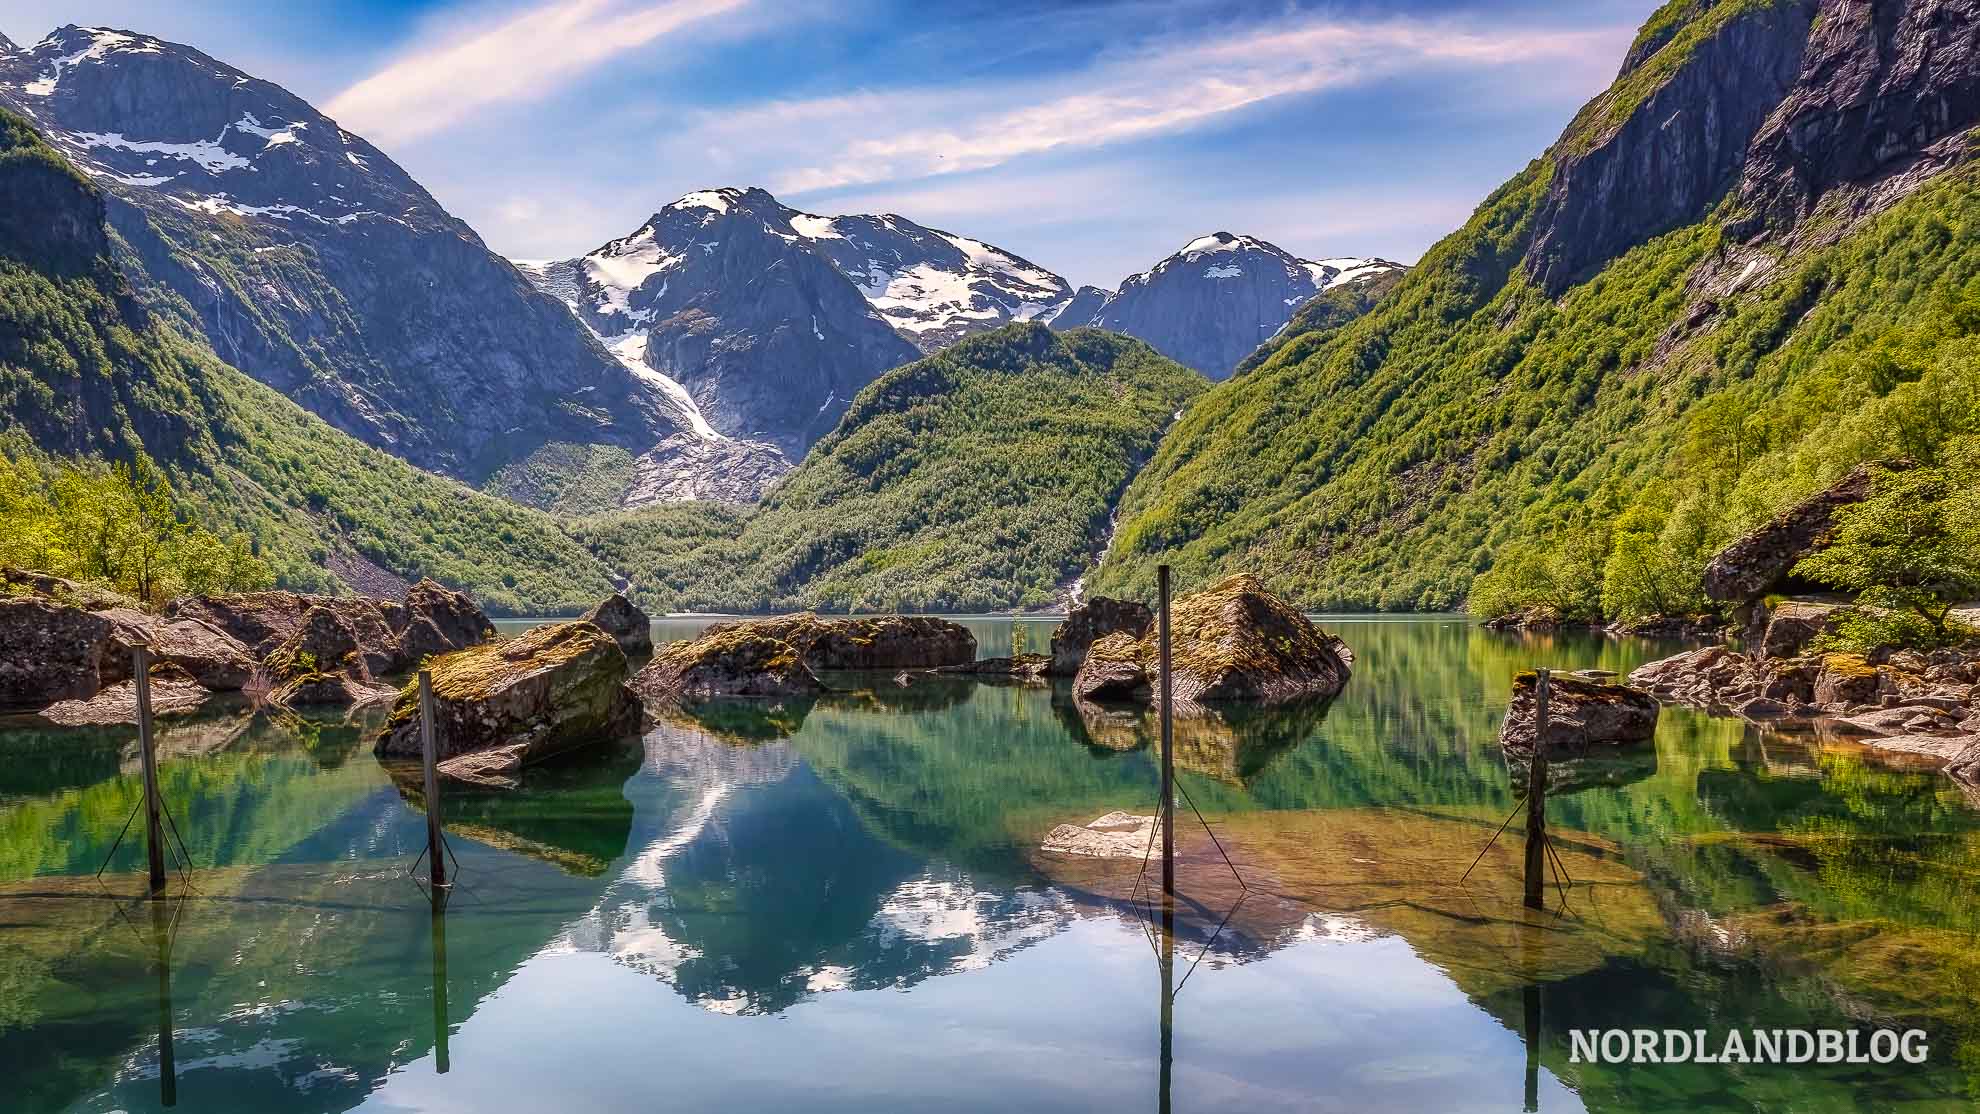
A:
[[96, 607, 256, 691], [265, 605, 395, 707], [1050, 597, 1151, 676], [373, 620, 639, 764], [702, 613, 974, 670], [581, 592, 653, 657], [397, 579, 496, 664], [1497, 671, 1660, 760], [632, 627, 824, 701], [0, 598, 112, 709]]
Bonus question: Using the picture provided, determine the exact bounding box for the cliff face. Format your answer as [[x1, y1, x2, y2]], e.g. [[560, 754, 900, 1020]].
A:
[[1525, 0, 1820, 295]]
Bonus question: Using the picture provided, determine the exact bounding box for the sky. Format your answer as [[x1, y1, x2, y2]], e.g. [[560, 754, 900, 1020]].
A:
[[0, 0, 1661, 287]]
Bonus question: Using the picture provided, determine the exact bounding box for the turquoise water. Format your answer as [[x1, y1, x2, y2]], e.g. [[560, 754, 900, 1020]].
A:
[[2, 617, 1977, 1112]]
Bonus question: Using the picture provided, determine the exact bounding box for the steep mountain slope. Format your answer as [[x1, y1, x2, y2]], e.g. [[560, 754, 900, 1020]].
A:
[[519, 187, 1072, 463], [1094, 0, 1980, 611], [0, 106, 617, 614], [571, 324, 1208, 613], [0, 25, 739, 507], [1048, 233, 1403, 379]]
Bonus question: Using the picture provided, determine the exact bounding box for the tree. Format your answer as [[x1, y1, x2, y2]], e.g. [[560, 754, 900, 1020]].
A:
[[1793, 460, 1980, 645]]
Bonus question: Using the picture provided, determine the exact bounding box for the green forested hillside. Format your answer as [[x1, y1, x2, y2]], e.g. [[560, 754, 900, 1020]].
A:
[[574, 325, 1207, 613], [0, 108, 617, 614], [1093, 0, 1980, 615]]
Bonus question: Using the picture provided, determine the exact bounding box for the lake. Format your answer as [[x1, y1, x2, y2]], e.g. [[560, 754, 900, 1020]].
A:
[[2, 616, 1977, 1112]]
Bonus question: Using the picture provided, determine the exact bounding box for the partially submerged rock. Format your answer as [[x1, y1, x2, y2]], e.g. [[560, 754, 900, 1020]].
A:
[[374, 620, 640, 765], [702, 613, 975, 671], [170, 582, 493, 677], [1702, 462, 1901, 605], [1069, 575, 1352, 710], [1498, 671, 1660, 760], [0, 598, 112, 709], [96, 607, 256, 691], [36, 664, 211, 726], [264, 606, 395, 708], [931, 653, 1050, 680], [1049, 597, 1150, 676], [1040, 811, 1161, 858], [632, 627, 824, 701], [582, 592, 653, 657], [396, 578, 497, 664]]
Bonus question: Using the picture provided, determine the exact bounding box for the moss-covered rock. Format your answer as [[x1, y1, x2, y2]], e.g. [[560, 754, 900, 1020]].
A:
[[700, 613, 975, 671], [1049, 596, 1150, 676], [580, 592, 652, 657], [1070, 575, 1352, 709], [264, 606, 395, 708], [373, 620, 638, 765], [1497, 670, 1660, 760], [632, 626, 824, 701]]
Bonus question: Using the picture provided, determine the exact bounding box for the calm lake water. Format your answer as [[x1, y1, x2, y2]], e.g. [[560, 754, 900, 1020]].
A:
[[3, 616, 1977, 1113]]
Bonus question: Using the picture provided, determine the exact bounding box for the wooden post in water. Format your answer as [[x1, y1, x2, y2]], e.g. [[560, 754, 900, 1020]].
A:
[[418, 671, 447, 890], [135, 646, 168, 894], [152, 894, 178, 1107], [1158, 895, 1175, 1114], [1523, 668, 1552, 911], [430, 899, 451, 1074], [1157, 564, 1175, 900]]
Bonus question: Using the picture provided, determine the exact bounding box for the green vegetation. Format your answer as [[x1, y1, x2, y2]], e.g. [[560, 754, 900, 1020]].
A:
[[574, 324, 1206, 613], [0, 107, 618, 614], [1096, 75, 1980, 623], [1796, 453, 1980, 648], [0, 444, 270, 604]]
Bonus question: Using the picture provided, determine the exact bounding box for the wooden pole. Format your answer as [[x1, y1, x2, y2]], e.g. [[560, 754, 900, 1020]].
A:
[[1157, 564, 1175, 899], [135, 646, 167, 894], [1523, 668, 1551, 910], [1158, 895, 1175, 1114], [419, 670, 447, 890]]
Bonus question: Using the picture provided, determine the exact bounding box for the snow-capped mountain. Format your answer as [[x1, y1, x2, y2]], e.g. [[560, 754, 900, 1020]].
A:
[[1047, 232, 1405, 379], [518, 186, 1070, 459], [0, 26, 778, 505]]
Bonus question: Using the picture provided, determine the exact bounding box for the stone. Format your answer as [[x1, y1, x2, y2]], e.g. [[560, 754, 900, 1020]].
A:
[[700, 613, 975, 671], [1498, 671, 1660, 760], [1040, 812, 1162, 859], [0, 598, 112, 709], [398, 579, 496, 664], [931, 654, 1051, 680], [1754, 600, 1843, 660], [36, 666, 211, 726], [95, 607, 256, 691], [170, 591, 403, 675], [265, 606, 397, 708], [1069, 575, 1352, 709], [1702, 462, 1905, 604], [631, 627, 824, 701], [581, 592, 652, 657], [1072, 632, 1150, 702], [435, 742, 531, 791], [1813, 653, 1884, 706], [374, 621, 639, 763], [1736, 696, 1789, 720], [1049, 597, 1151, 676]]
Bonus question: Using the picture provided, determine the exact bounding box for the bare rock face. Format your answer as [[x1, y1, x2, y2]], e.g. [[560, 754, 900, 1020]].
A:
[[632, 627, 824, 701], [1497, 671, 1661, 759], [702, 613, 975, 671], [0, 598, 112, 709], [398, 579, 496, 664], [1751, 600, 1844, 660], [1813, 653, 1886, 706], [1068, 575, 1352, 709], [1702, 462, 1899, 605], [1050, 597, 1151, 677], [373, 621, 639, 763], [265, 606, 394, 707], [96, 607, 256, 691], [581, 592, 653, 657]]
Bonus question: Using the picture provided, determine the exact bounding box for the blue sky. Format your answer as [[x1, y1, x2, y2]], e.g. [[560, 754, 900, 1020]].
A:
[[0, 0, 1660, 285]]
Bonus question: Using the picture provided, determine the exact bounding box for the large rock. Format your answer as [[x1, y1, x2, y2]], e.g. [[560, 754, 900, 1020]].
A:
[[1702, 462, 1901, 604], [1049, 597, 1151, 676], [632, 627, 824, 701], [1498, 671, 1660, 760], [1813, 653, 1885, 706], [0, 598, 111, 709], [1072, 632, 1151, 702], [397, 579, 496, 664], [581, 592, 652, 657], [1071, 575, 1351, 709], [1750, 600, 1843, 660], [37, 665, 211, 726], [702, 613, 975, 671], [373, 621, 639, 764], [264, 606, 395, 707], [96, 608, 256, 691]]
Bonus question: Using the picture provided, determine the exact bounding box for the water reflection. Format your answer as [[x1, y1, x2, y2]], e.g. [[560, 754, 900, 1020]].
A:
[[2, 617, 1978, 1112]]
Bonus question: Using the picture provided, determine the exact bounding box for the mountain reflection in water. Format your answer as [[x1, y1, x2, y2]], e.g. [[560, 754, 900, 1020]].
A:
[[1, 617, 1977, 1113]]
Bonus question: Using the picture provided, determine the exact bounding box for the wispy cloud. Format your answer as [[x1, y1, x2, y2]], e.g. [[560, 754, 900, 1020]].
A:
[[708, 13, 1624, 194], [326, 0, 746, 145]]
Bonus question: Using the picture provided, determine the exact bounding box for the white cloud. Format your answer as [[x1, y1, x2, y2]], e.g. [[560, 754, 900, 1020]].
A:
[[692, 13, 1626, 194], [325, 0, 746, 145]]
